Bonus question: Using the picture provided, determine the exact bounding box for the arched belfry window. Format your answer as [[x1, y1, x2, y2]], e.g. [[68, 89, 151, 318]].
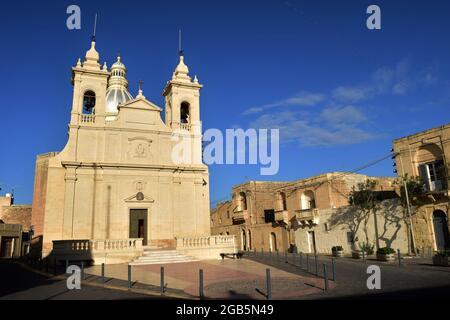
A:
[[180, 102, 190, 124], [83, 90, 96, 115]]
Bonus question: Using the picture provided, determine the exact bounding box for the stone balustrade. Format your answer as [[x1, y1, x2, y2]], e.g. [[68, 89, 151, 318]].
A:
[[80, 114, 95, 123], [176, 235, 237, 259], [52, 238, 143, 264], [180, 123, 191, 131]]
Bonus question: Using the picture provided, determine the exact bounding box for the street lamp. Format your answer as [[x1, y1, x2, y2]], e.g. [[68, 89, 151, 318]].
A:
[[392, 150, 417, 256]]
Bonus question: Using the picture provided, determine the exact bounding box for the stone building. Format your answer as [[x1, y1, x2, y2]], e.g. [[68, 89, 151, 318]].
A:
[[31, 37, 236, 264], [211, 173, 409, 254], [0, 193, 32, 258], [393, 123, 450, 252]]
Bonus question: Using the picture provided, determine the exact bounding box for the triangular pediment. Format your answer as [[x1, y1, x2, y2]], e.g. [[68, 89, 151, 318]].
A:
[[124, 192, 155, 203], [120, 96, 162, 112]]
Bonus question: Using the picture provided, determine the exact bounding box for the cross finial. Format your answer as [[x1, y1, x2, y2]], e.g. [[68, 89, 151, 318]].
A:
[[179, 29, 183, 56], [138, 80, 143, 91], [92, 13, 98, 41]]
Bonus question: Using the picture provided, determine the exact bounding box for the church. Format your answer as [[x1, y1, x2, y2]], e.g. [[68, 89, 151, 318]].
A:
[[31, 37, 236, 264]]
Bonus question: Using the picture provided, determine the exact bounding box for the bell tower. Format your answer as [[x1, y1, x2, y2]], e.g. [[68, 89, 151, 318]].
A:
[[163, 51, 203, 133], [70, 38, 109, 126]]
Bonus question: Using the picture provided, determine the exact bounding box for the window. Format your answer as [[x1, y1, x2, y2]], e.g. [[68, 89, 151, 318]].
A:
[[277, 192, 287, 211], [180, 102, 190, 124], [82, 91, 96, 114], [418, 159, 447, 191], [239, 192, 247, 211], [264, 209, 275, 223], [300, 190, 316, 210]]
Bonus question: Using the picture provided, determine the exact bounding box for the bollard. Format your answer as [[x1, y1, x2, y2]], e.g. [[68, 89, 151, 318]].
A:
[[46, 259, 49, 273], [315, 255, 319, 276], [160, 267, 165, 294], [306, 254, 309, 272], [269, 249, 272, 259], [266, 268, 272, 300], [53, 259, 57, 276], [299, 252, 303, 268], [81, 261, 85, 280], [128, 265, 132, 288], [397, 249, 402, 267], [261, 248, 263, 257], [362, 251, 366, 263], [285, 251, 288, 263], [65, 259, 69, 272], [331, 258, 336, 281], [199, 269, 204, 299], [254, 248, 256, 257], [101, 263, 105, 282], [293, 252, 296, 266], [276, 250, 279, 261], [323, 264, 329, 291]]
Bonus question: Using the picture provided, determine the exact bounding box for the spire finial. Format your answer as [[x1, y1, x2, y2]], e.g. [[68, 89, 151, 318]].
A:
[[179, 29, 183, 56], [92, 13, 98, 41], [137, 80, 145, 98]]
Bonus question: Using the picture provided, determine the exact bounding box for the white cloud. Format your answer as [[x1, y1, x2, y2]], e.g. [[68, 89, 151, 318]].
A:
[[242, 91, 325, 115], [332, 86, 371, 102], [250, 108, 376, 147]]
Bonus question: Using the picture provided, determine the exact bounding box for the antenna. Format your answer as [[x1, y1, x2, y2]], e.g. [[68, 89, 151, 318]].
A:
[[92, 13, 98, 41], [179, 29, 183, 56]]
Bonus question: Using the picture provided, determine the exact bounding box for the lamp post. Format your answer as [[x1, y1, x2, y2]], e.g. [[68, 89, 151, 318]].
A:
[[394, 151, 417, 256]]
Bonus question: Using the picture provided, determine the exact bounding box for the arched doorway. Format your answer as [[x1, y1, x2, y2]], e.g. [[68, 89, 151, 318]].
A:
[[269, 232, 277, 252], [242, 229, 247, 251], [433, 210, 450, 250]]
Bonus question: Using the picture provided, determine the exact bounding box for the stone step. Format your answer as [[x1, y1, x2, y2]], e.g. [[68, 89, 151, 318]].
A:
[[132, 249, 198, 265]]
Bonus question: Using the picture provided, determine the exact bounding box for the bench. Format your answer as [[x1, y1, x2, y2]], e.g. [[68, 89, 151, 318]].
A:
[[220, 252, 243, 260]]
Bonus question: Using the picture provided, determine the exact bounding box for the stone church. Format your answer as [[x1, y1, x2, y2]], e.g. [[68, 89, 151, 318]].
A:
[[31, 38, 235, 264]]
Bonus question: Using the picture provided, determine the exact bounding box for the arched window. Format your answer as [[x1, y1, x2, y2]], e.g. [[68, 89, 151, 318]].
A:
[[180, 102, 190, 124], [83, 90, 96, 115], [278, 192, 287, 211], [239, 192, 247, 211], [301, 190, 316, 210]]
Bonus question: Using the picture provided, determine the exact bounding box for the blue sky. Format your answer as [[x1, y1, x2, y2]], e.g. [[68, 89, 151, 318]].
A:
[[1, 0, 450, 206]]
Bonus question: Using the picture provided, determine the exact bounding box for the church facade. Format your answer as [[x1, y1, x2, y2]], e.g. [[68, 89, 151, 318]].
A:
[[31, 38, 235, 263]]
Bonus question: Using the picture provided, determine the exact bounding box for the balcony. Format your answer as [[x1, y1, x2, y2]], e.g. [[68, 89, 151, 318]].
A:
[[232, 210, 248, 224], [274, 210, 289, 225], [295, 208, 320, 227]]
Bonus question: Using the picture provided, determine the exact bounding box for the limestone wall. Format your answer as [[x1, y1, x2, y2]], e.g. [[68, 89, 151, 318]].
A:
[[294, 199, 409, 254]]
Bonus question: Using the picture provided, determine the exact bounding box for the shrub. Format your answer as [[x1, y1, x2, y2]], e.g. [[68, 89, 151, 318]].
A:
[[377, 247, 395, 255], [332, 246, 343, 252], [358, 242, 375, 255]]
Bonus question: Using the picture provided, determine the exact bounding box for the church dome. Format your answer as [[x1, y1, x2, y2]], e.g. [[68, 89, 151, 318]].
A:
[[106, 87, 133, 112], [106, 55, 133, 116]]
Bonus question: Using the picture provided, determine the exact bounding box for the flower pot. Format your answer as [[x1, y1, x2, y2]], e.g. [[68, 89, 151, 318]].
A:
[[332, 250, 344, 257], [352, 250, 364, 259], [432, 256, 449, 267], [377, 253, 395, 262]]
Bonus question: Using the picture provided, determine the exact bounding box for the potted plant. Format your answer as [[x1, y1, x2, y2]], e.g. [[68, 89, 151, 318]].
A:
[[332, 246, 344, 257], [376, 247, 396, 261], [432, 250, 449, 267], [352, 242, 374, 259]]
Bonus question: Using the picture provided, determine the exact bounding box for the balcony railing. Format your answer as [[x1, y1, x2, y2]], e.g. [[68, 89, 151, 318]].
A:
[[232, 210, 248, 223], [295, 208, 320, 226], [274, 210, 289, 225], [80, 114, 95, 124], [180, 123, 191, 131]]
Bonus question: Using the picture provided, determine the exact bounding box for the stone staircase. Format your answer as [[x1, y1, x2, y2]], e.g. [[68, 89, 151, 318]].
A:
[[130, 246, 198, 265]]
